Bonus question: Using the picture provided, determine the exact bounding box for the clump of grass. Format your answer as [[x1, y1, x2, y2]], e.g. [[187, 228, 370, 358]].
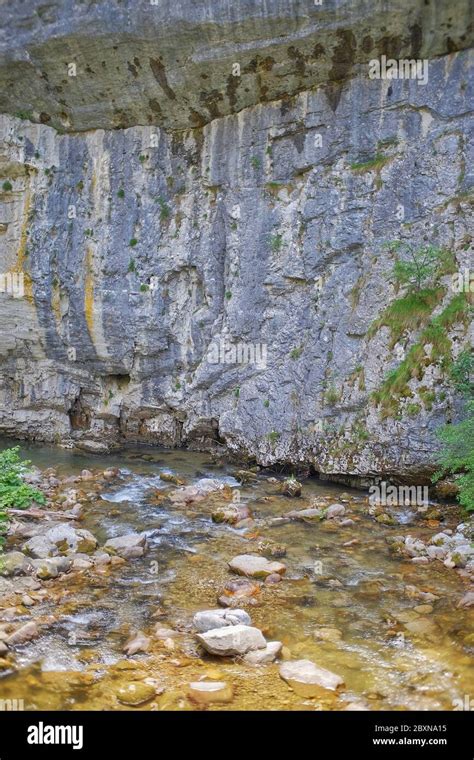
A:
[[372, 293, 469, 418], [225, 291, 232, 300], [139, 283, 149, 292], [270, 233, 283, 253], [406, 402, 421, 417], [127, 258, 136, 273], [290, 346, 303, 360], [2, 181, 12, 192], [267, 431, 280, 444], [157, 196, 170, 221], [129, 238, 138, 247], [324, 385, 341, 405], [368, 288, 445, 348], [250, 156, 262, 170], [117, 188, 125, 199], [350, 153, 392, 173]]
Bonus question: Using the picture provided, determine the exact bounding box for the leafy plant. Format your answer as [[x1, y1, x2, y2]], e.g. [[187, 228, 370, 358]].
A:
[[390, 243, 455, 292], [451, 350, 474, 396], [2, 181, 12, 192], [270, 233, 283, 253], [157, 196, 170, 221], [250, 156, 261, 170], [0, 448, 45, 548], [433, 401, 474, 512]]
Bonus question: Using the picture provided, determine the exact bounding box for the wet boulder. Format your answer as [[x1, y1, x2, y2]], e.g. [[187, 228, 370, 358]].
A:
[[188, 681, 233, 704], [196, 624, 267, 656], [6, 621, 40, 646], [23, 535, 57, 559], [193, 608, 251, 632], [31, 556, 72, 579], [104, 532, 147, 559], [169, 478, 225, 505], [243, 641, 282, 664], [44, 524, 98, 554], [279, 659, 344, 696], [228, 554, 286, 579], [0, 551, 33, 577], [278, 478, 302, 497]]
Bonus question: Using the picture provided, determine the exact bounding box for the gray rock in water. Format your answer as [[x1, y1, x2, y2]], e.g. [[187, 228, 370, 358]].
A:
[[23, 535, 57, 559], [279, 659, 344, 695], [326, 504, 346, 519], [193, 608, 251, 632], [44, 524, 98, 554], [104, 533, 147, 559], [244, 641, 282, 664], [31, 556, 72, 579], [0, 551, 33, 577], [188, 681, 233, 704], [228, 554, 286, 579], [196, 624, 267, 656], [169, 478, 224, 504], [6, 621, 39, 646], [285, 508, 322, 521]]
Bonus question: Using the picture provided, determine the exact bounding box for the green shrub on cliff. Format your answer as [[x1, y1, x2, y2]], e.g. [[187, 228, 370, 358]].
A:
[[0, 447, 45, 549]]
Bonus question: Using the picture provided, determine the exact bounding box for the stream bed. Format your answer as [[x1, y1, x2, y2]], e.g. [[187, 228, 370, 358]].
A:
[[0, 441, 473, 711]]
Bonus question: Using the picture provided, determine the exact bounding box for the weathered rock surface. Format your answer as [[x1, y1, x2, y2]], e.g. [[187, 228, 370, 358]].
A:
[[196, 624, 267, 656], [0, 552, 33, 576], [0, 2, 472, 482], [188, 681, 233, 704], [6, 621, 39, 646], [279, 659, 344, 695], [193, 608, 251, 632], [228, 554, 286, 579], [243, 640, 282, 664], [104, 533, 147, 559]]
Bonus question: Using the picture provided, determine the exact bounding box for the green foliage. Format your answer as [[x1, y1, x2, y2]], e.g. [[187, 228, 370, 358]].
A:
[[139, 283, 149, 292], [390, 242, 456, 292], [129, 238, 138, 247], [350, 153, 391, 173], [451, 350, 474, 396], [127, 258, 136, 273], [14, 111, 34, 121], [225, 290, 232, 300], [250, 156, 261, 170], [263, 399, 270, 408], [267, 431, 280, 444], [117, 188, 125, 199], [324, 385, 340, 405], [2, 181, 13, 192], [157, 196, 170, 221], [368, 288, 444, 348], [372, 294, 469, 417], [0, 448, 45, 549], [290, 346, 303, 360], [270, 233, 283, 253], [433, 401, 474, 512]]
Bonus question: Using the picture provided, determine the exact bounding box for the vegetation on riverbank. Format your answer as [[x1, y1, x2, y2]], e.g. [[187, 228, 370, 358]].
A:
[[434, 351, 474, 512], [0, 447, 45, 549]]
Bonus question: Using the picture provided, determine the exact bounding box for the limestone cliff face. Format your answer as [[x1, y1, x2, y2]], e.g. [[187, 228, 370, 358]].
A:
[[0, 1, 473, 482]]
